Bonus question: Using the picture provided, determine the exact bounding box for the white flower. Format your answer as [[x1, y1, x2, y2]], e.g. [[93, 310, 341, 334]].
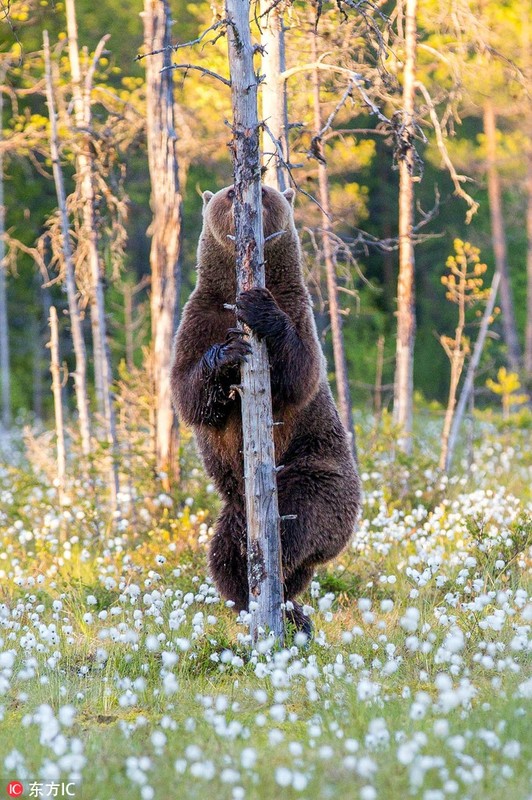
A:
[[502, 740, 521, 759], [275, 767, 292, 787], [58, 705, 76, 727], [292, 771, 308, 791], [240, 747, 256, 769]]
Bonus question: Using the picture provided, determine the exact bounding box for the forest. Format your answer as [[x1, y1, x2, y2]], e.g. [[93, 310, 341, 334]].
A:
[[0, 1, 530, 799]]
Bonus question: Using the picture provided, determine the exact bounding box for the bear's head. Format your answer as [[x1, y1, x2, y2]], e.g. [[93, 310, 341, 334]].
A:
[[201, 184, 296, 252]]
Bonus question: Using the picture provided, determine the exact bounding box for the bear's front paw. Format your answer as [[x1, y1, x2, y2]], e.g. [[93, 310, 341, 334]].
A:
[[218, 328, 252, 369], [236, 288, 286, 339], [202, 329, 251, 374]]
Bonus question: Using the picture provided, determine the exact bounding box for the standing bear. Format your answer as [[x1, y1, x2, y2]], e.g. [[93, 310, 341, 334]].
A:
[[171, 185, 360, 632]]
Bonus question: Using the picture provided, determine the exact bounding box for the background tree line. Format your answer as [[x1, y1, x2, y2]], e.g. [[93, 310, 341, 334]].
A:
[[0, 0, 530, 487]]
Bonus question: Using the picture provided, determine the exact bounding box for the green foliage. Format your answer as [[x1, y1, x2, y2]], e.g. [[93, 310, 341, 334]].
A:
[[0, 0, 529, 421]]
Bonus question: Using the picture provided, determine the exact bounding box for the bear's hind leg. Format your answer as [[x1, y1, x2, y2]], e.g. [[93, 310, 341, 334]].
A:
[[208, 504, 249, 613], [284, 561, 314, 638], [278, 463, 358, 573], [284, 561, 314, 600]]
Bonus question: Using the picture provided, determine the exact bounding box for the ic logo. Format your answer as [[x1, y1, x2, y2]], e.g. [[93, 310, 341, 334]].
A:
[[6, 782, 24, 798]]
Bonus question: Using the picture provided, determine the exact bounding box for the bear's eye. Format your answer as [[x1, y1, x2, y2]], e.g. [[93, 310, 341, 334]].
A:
[[227, 189, 235, 201]]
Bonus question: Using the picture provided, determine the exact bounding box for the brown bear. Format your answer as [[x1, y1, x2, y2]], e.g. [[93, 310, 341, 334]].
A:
[[171, 184, 360, 633]]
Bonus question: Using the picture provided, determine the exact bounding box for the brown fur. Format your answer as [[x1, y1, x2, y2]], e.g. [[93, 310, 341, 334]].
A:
[[171, 185, 360, 630]]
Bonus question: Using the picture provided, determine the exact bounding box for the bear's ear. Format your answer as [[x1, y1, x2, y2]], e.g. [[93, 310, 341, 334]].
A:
[[283, 188, 296, 206], [202, 190, 214, 208]]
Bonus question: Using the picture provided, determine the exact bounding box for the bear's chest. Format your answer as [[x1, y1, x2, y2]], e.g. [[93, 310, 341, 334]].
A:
[[200, 405, 297, 475]]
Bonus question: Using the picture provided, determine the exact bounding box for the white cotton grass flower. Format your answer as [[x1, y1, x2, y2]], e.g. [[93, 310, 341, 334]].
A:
[[275, 767, 293, 787]]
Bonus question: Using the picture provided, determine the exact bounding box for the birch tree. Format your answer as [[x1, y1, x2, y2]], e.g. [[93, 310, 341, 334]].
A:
[[142, 0, 182, 487], [226, 0, 284, 643], [392, 0, 418, 453], [43, 30, 91, 457]]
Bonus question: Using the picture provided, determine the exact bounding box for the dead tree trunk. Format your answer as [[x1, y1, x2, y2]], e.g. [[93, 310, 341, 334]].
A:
[[260, 0, 289, 191], [311, 36, 356, 453], [483, 100, 521, 373], [142, 0, 182, 488], [43, 30, 91, 457], [65, 0, 119, 503], [393, 0, 417, 454], [226, 0, 284, 644], [445, 271, 501, 472], [48, 306, 66, 502], [0, 75, 11, 429]]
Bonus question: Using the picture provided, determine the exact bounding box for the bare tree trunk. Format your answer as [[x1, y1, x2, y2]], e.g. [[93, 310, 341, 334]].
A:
[[49, 306, 66, 503], [65, 0, 119, 502], [393, 0, 417, 454], [445, 271, 501, 472], [260, 0, 289, 191], [226, 0, 284, 644], [142, 0, 182, 488], [43, 30, 91, 457], [0, 77, 11, 429], [311, 34, 355, 453], [483, 100, 521, 373]]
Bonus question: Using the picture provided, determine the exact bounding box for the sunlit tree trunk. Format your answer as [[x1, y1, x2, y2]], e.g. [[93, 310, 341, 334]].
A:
[[226, 0, 284, 644], [393, 0, 417, 454], [65, 0, 119, 502], [142, 0, 182, 488], [483, 99, 521, 373], [311, 34, 355, 453], [260, 0, 289, 191], [0, 77, 11, 429], [43, 30, 91, 457], [49, 306, 66, 503]]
